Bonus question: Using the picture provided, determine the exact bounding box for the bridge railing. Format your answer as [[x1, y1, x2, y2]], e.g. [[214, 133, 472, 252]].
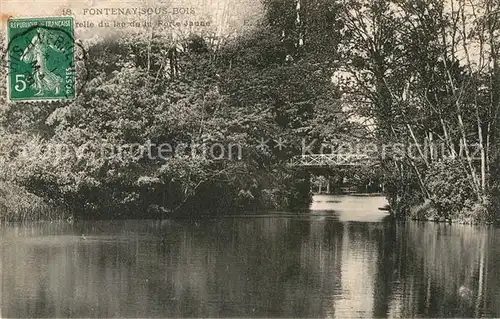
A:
[[289, 153, 375, 167]]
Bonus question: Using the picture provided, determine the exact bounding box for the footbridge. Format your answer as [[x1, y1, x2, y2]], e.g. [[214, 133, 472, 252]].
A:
[[289, 153, 376, 167]]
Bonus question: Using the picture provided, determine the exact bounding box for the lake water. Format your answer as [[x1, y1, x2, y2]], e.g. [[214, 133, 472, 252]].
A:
[[0, 195, 499, 318]]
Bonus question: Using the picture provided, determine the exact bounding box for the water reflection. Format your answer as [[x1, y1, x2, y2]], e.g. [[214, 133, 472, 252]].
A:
[[0, 196, 498, 318]]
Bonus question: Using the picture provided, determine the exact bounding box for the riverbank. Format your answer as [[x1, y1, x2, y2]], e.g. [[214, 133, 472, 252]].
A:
[[398, 197, 497, 225], [0, 182, 66, 222], [2, 176, 496, 226], [0, 172, 310, 221], [383, 157, 500, 225]]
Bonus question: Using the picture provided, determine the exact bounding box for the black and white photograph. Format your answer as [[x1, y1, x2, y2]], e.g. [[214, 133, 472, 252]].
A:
[[0, 0, 500, 317]]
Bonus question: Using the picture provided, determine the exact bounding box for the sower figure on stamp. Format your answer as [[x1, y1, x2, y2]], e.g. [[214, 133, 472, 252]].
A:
[[21, 28, 63, 96]]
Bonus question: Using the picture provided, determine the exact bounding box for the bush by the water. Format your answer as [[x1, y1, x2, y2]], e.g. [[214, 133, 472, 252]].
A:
[[0, 182, 65, 222], [384, 159, 495, 224], [425, 160, 476, 219], [425, 160, 494, 223], [382, 161, 425, 218]]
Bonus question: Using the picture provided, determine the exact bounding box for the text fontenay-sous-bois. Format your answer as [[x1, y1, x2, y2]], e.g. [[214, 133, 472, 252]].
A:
[[58, 7, 207, 28]]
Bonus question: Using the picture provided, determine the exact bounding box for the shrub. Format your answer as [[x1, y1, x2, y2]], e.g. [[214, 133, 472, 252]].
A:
[[382, 161, 424, 218], [424, 159, 489, 222], [408, 199, 440, 221], [0, 181, 65, 222]]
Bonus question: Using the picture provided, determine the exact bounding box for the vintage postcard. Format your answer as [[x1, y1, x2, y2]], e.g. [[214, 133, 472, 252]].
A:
[[0, 0, 499, 318]]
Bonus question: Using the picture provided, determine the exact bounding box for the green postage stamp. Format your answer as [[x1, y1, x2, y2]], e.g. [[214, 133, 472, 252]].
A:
[[7, 16, 75, 101]]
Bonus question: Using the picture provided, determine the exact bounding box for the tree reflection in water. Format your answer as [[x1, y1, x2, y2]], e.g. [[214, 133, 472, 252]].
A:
[[0, 211, 498, 317]]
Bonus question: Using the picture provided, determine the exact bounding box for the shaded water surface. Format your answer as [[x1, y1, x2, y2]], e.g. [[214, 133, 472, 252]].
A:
[[1, 195, 499, 318]]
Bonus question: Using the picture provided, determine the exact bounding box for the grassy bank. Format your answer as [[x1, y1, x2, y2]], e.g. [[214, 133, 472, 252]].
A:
[[0, 181, 66, 222]]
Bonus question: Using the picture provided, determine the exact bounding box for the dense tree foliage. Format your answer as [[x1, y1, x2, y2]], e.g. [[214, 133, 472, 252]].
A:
[[0, 11, 346, 219], [335, 0, 500, 222], [1, 0, 499, 222]]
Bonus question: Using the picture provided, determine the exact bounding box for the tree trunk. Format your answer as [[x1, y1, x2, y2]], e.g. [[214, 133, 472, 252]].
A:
[[457, 110, 481, 198], [406, 124, 429, 168]]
